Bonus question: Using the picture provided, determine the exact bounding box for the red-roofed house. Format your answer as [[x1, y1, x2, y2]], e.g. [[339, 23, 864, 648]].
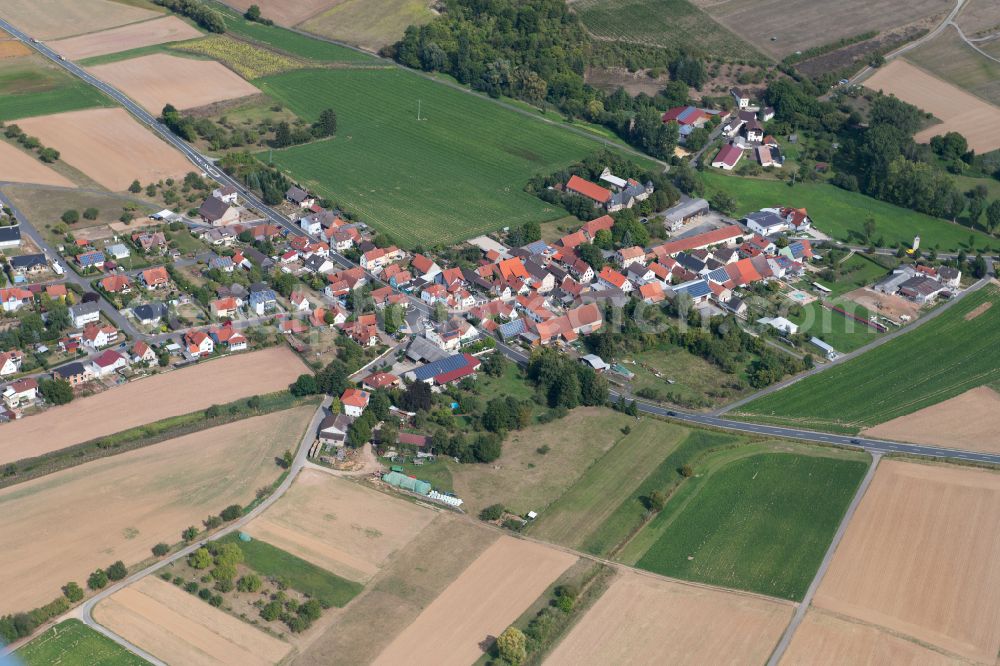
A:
[[560, 231, 587, 249], [711, 144, 743, 170], [497, 258, 529, 281], [566, 175, 611, 205], [580, 215, 614, 240], [210, 297, 241, 319], [638, 282, 665, 303], [3, 377, 38, 409], [184, 330, 214, 357], [597, 266, 632, 293], [0, 350, 23, 377], [132, 341, 157, 365], [616, 246, 646, 268], [82, 323, 118, 349], [100, 275, 132, 294], [341, 388, 371, 417], [91, 349, 128, 376], [141, 266, 170, 289], [362, 372, 400, 391]]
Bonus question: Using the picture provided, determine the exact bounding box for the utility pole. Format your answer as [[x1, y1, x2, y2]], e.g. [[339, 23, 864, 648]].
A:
[[417, 100, 422, 121]]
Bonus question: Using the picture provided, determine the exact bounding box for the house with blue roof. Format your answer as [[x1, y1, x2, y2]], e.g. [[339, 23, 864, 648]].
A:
[[248, 289, 277, 316], [672, 278, 712, 304]]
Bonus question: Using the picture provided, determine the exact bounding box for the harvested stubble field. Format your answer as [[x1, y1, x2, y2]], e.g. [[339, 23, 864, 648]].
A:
[[372, 536, 576, 666], [16, 619, 148, 666], [88, 53, 261, 113], [813, 460, 1000, 664], [301, 0, 438, 53], [865, 58, 1000, 153], [736, 285, 1000, 433], [0, 40, 31, 58], [629, 448, 869, 601], [0, 346, 308, 464], [243, 469, 437, 582], [907, 27, 1000, 109], [0, 0, 161, 40], [0, 406, 312, 614], [14, 107, 192, 190], [256, 67, 634, 247], [94, 576, 290, 666], [49, 16, 202, 61], [781, 609, 959, 666], [573, 0, 763, 62], [296, 515, 499, 664], [0, 139, 76, 187], [547, 571, 792, 665], [862, 385, 1000, 453], [222, 0, 339, 27], [692, 0, 951, 60]]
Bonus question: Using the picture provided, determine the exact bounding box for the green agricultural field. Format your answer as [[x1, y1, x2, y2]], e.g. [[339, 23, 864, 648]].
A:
[[255, 67, 625, 246], [527, 417, 688, 551], [16, 619, 148, 666], [0, 56, 111, 121], [574, 0, 764, 62], [786, 301, 882, 354], [630, 447, 869, 600], [736, 284, 1000, 432], [701, 171, 1000, 253], [219, 533, 362, 607]]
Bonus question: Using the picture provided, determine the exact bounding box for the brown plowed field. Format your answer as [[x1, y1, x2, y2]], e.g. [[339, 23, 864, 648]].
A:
[[0, 346, 308, 464], [14, 107, 192, 190], [865, 59, 1000, 153], [94, 577, 290, 666], [244, 470, 437, 582], [223, 0, 338, 26], [862, 386, 1000, 453], [0, 0, 160, 40], [50, 16, 202, 61], [547, 571, 792, 665], [0, 406, 313, 614], [0, 41, 31, 58], [813, 460, 1000, 663], [87, 53, 261, 113], [0, 140, 76, 187], [781, 609, 962, 665], [373, 536, 575, 666]]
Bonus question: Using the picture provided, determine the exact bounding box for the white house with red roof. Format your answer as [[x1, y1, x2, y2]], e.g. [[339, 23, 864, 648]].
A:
[[0, 350, 23, 377], [132, 341, 157, 365], [82, 323, 118, 350], [597, 266, 633, 293], [184, 330, 214, 357], [91, 349, 128, 377], [3, 377, 37, 409], [341, 388, 370, 417]]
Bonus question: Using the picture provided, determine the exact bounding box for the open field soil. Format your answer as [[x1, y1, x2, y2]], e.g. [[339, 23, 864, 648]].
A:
[[813, 460, 1000, 663], [301, 0, 437, 53], [840, 286, 922, 322], [450, 406, 636, 516], [0, 406, 312, 614], [865, 58, 1000, 153], [735, 284, 1000, 433], [256, 68, 634, 247], [699, 170, 1000, 252], [693, 0, 950, 60], [906, 27, 1000, 109], [527, 417, 688, 552], [573, 0, 763, 62], [547, 571, 792, 665], [14, 107, 192, 190], [0, 54, 112, 121], [0, 140, 76, 187], [0, 40, 31, 58], [88, 53, 261, 113], [50, 16, 202, 61], [222, 0, 339, 27], [372, 536, 576, 666], [629, 447, 869, 600], [16, 619, 148, 666], [781, 609, 961, 666], [0, 0, 161, 40], [94, 576, 290, 666], [296, 515, 499, 664], [4, 185, 156, 241], [862, 385, 1000, 453], [0, 346, 308, 464], [957, 0, 1000, 37], [243, 470, 437, 582]]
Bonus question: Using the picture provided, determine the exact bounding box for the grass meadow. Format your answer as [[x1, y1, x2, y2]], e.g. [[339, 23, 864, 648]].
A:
[[736, 284, 1000, 432], [700, 171, 1000, 253], [0, 56, 111, 121], [16, 619, 148, 666], [219, 533, 363, 607], [254, 67, 627, 246], [574, 0, 764, 62], [627, 448, 869, 600]]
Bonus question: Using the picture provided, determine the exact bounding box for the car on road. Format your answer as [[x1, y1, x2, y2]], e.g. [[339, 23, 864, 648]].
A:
[[850, 438, 861, 445]]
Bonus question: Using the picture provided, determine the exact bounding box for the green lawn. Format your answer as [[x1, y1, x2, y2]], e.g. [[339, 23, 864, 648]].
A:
[[574, 0, 764, 62], [254, 67, 634, 246], [209, 1, 378, 64], [786, 300, 882, 354], [701, 171, 1000, 253], [812, 253, 891, 297], [527, 417, 688, 551], [0, 57, 111, 121], [16, 620, 148, 666], [624, 344, 755, 410], [736, 284, 1000, 432], [220, 534, 362, 607], [631, 449, 870, 600]]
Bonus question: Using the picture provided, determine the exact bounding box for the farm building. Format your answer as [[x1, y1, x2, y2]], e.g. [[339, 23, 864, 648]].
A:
[[758, 316, 798, 335], [711, 144, 743, 170], [0, 225, 21, 250], [405, 353, 481, 386], [318, 413, 353, 447], [663, 198, 709, 231]]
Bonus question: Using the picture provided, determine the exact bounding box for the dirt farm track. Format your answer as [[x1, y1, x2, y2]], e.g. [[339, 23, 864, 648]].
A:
[[0, 406, 312, 614], [0, 346, 308, 465]]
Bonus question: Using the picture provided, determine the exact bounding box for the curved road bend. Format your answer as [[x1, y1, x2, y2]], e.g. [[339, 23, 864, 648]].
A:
[[0, 396, 332, 663]]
